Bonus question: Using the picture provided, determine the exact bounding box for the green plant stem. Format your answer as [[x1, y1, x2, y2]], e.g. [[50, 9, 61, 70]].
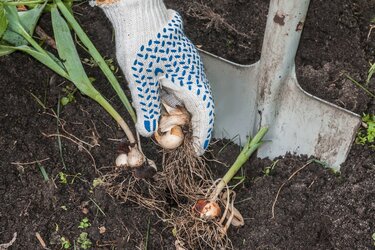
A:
[[55, 0, 137, 123], [211, 127, 268, 200], [88, 197, 106, 216], [92, 91, 136, 144], [15, 29, 71, 79], [56, 97, 67, 169], [2, 0, 48, 6], [346, 74, 375, 99], [7, 8, 48, 56], [22, 30, 44, 51], [51, 6, 136, 144], [37, 163, 49, 181]]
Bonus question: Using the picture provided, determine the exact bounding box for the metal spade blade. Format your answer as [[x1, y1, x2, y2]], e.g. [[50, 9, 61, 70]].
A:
[[200, 0, 361, 170]]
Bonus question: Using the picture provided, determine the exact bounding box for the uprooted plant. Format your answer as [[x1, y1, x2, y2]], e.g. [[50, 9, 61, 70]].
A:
[[170, 127, 268, 249], [0, 0, 212, 215], [101, 100, 208, 213], [0, 1, 158, 176]]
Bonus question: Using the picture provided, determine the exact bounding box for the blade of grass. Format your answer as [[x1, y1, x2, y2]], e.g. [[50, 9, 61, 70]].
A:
[[144, 217, 151, 250], [1, 0, 49, 6], [366, 63, 375, 84], [29, 91, 47, 110], [0, 44, 69, 78], [56, 96, 67, 169], [346, 74, 375, 98], [88, 197, 106, 216], [37, 163, 49, 181], [51, 6, 136, 143], [55, 0, 136, 123]]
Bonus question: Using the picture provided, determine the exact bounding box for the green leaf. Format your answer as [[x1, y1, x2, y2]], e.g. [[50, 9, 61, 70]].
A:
[[366, 63, 375, 84], [51, 6, 96, 97], [0, 41, 14, 55], [52, 4, 131, 138], [2, 4, 45, 46], [2, 30, 26, 46], [56, 0, 137, 122], [0, 3, 8, 39], [0, 44, 68, 78], [60, 96, 70, 106], [19, 5, 44, 33], [2, 5, 19, 31], [356, 114, 375, 145]]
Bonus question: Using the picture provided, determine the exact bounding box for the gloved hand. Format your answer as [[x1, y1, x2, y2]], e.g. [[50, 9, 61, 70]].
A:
[[96, 0, 214, 155]]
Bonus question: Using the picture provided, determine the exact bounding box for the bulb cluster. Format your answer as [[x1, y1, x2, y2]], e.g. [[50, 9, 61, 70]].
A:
[[154, 102, 190, 150]]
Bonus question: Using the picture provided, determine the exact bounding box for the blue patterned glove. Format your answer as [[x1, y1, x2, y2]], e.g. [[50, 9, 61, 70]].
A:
[[97, 0, 214, 154]]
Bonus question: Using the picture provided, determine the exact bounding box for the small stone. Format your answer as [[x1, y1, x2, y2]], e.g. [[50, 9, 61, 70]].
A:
[[98, 226, 106, 234]]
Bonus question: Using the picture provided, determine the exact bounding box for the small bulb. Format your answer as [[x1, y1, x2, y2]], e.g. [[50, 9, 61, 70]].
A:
[[159, 103, 190, 132], [162, 102, 187, 116], [193, 200, 221, 220], [127, 146, 145, 168], [115, 153, 128, 167], [154, 126, 184, 150], [159, 114, 189, 132]]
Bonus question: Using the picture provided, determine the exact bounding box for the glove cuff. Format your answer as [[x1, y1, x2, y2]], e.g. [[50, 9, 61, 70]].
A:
[[95, 0, 170, 38], [94, 0, 174, 73]]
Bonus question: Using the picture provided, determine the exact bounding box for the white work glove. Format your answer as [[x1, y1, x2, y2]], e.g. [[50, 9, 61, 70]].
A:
[[95, 0, 214, 155]]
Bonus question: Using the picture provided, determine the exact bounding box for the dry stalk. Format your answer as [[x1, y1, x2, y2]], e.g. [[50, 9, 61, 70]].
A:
[[186, 2, 251, 39], [42, 132, 97, 170], [271, 160, 313, 219], [10, 158, 50, 166], [0, 233, 17, 250], [35, 232, 47, 249]]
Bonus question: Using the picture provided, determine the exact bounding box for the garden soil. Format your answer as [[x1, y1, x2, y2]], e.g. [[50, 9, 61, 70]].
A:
[[1, 0, 374, 249]]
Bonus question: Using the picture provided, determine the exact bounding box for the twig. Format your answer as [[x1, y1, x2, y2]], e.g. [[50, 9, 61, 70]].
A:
[[107, 138, 123, 142], [89, 197, 106, 216], [42, 132, 97, 170], [35, 232, 47, 249], [95, 241, 117, 247], [271, 160, 313, 219], [49, 108, 99, 148], [19, 200, 31, 216], [367, 24, 375, 40], [0, 232, 17, 250], [10, 158, 50, 166]]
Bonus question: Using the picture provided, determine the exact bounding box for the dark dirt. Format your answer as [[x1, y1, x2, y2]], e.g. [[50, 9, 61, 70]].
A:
[[0, 0, 374, 249]]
